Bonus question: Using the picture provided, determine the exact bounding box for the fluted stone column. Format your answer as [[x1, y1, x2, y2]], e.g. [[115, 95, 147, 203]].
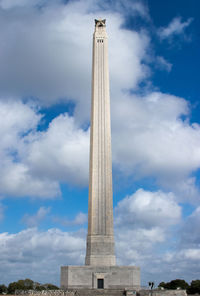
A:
[[85, 19, 116, 266], [60, 20, 140, 289]]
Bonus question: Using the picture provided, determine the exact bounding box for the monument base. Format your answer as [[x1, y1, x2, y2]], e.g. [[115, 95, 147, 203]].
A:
[[60, 265, 140, 290]]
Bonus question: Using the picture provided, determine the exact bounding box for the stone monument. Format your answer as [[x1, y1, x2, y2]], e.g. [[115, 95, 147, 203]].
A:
[[61, 19, 140, 291]]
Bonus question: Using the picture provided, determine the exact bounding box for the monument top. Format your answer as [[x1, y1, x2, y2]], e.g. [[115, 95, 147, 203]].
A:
[[95, 19, 106, 27], [94, 19, 107, 37]]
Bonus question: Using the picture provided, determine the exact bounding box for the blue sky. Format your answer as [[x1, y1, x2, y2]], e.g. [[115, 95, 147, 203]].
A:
[[0, 0, 200, 288]]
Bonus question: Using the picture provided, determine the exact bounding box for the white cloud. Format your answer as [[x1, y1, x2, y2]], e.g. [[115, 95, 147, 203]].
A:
[[0, 100, 89, 199], [115, 226, 166, 269], [113, 191, 200, 284], [155, 246, 200, 284], [112, 92, 200, 202], [115, 189, 181, 229], [0, 228, 85, 285], [2, 0, 199, 202], [73, 212, 87, 225], [180, 206, 200, 247], [22, 207, 51, 227], [0, 1, 198, 204], [156, 56, 172, 72], [0, 0, 35, 9], [0, 100, 41, 151], [0, 0, 149, 124], [25, 113, 90, 187], [0, 100, 60, 199], [0, 193, 199, 286], [0, 162, 60, 198], [97, 0, 149, 19], [53, 212, 87, 227], [158, 17, 193, 40], [0, 0, 199, 287], [0, 1, 198, 203], [145, 206, 200, 282], [114, 189, 181, 268], [1, 92, 200, 203], [183, 248, 200, 260], [0, 189, 182, 286]]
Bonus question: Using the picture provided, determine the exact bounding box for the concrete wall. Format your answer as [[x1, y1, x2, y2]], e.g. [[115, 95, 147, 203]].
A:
[[137, 289, 187, 296], [15, 288, 189, 296], [15, 291, 74, 296], [61, 265, 140, 290]]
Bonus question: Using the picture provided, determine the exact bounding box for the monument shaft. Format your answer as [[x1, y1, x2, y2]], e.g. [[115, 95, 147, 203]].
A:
[[85, 19, 116, 266], [60, 20, 140, 290]]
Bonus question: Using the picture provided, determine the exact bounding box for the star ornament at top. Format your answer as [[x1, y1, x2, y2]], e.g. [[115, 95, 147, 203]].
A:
[[95, 19, 106, 27]]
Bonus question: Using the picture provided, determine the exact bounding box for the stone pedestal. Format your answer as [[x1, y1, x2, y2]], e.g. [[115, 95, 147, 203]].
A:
[[85, 235, 116, 266], [61, 266, 140, 290]]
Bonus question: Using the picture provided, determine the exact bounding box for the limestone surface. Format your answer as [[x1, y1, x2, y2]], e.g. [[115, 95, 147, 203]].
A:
[[85, 18, 115, 266], [60, 19, 140, 291], [61, 266, 140, 290]]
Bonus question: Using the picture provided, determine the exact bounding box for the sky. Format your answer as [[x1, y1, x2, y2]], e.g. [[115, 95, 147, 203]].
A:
[[0, 0, 200, 288]]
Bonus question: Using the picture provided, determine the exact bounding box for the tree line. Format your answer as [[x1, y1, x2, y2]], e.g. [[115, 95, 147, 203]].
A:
[[0, 279, 59, 294], [158, 279, 200, 294], [0, 278, 200, 294]]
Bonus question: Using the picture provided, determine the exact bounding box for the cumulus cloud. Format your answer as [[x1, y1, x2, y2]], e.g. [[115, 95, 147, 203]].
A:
[[158, 17, 193, 40], [156, 247, 200, 284], [182, 248, 200, 260], [96, 0, 149, 19], [0, 0, 199, 204], [180, 206, 200, 248], [0, 100, 89, 199], [22, 207, 51, 227], [1, 90, 200, 204], [144, 206, 200, 283], [53, 212, 87, 227], [0, 162, 60, 198], [114, 189, 181, 268], [0, 0, 34, 9], [1, 86, 200, 203], [0, 0, 199, 287], [0, 228, 85, 285], [112, 92, 200, 202], [25, 114, 90, 187], [2, 0, 199, 201], [0, 100, 60, 199], [0, 189, 188, 286], [156, 56, 172, 72], [113, 190, 200, 284], [115, 189, 181, 229], [0, 0, 149, 124], [0, 190, 199, 286], [0, 189, 181, 285], [0, 100, 40, 151]]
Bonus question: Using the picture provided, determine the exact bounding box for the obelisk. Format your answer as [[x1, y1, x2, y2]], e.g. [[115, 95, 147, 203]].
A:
[[85, 19, 116, 266], [60, 19, 140, 291]]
